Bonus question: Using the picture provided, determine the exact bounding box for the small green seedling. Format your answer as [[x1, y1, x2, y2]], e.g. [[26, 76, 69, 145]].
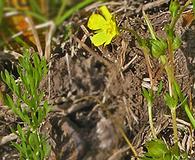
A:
[[1, 51, 50, 160], [87, 6, 118, 46]]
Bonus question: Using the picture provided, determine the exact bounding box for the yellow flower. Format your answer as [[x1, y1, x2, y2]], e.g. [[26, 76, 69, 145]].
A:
[[87, 6, 118, 47]]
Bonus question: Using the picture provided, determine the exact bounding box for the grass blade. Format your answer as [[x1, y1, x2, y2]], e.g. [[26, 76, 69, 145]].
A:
[[0, 0, 5, 24], [29, 0, 42, 15], [55, 0, 96, 26]]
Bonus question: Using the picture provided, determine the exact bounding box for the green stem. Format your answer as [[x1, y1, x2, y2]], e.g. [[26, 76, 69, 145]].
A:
[[160, 55, 178, 143], [163, 52, 195, 130], [161, 56, 174, 95], [168, 0, 195, 129], [171, 108, 178, 143], [148, 100, 156, 138], [170, 0, 192, 29], [123, 27, 157, 138], [167, 37, 174, 70], [118, 126, 138, 158]]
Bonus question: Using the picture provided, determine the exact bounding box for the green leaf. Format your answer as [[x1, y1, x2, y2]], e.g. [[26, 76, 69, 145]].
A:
[[165, 25, 174, 40], [169, 0, 180, 18], [22, 110, 31, 125], [10, 127, 17, 136], [15, 99, 26, 122], [23, 9, 47, 23], [145, 139, 169, 158], [17, 124, 25, 141], [10, 76, 18, 94], [33, 54, 40, 70], [18, 67, 30, 93], [29, 0, 42, 16], [3, 51, 50, 160], [37, 108, 43, 125], [2, 70, 11, 89], [29, 132, 39, 151], [172, 36, 181, 50], [157, 80, 163, 96], [150, 38, 167, 58], [164, 93, 178, 109], [164, 153, 172, 160], [42, 139, 51, 158], [12, 143, 24, 156], [173, 81, 183, 99], [170, 144, 179, 158], [54, 0, 69, 25], [143, 10, 156, 39], [1, 71, 6, 84], [32, 112, 38, 129], [4, 94, 15, 109], [13, 35, 30, 48], [180, 151, 188, 160], [43, 101, 50, 115], [142, 88, 153, 103], [12, 143, 21, 151], [22, 140, 30, 158]]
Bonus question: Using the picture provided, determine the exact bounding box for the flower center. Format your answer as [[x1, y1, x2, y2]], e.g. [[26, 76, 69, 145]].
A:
[[106, 21, 115, 35]]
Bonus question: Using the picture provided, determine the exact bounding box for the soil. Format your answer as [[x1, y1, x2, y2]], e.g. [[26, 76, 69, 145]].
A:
[[1, 0, 195, 160]]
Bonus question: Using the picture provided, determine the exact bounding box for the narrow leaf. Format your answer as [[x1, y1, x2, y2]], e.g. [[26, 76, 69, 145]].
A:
[[0, 0, 5, 24]]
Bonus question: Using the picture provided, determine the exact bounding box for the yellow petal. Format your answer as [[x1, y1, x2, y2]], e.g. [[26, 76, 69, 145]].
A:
[[90, 31, 108, 46], [87, 13, 107, 30], [104, 35, 113, 46], [99, 6, 112, 21], [103, 21, 118, 46]]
